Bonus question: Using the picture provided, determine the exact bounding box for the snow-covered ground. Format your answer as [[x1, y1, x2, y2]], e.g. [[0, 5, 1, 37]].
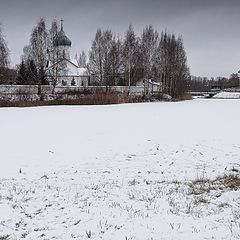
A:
[[0, 99, 240, 239], [213, 91, 240, 99]]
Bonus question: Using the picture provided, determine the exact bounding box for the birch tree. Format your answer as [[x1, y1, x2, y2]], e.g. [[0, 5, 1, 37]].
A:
[[16, 60, 27, 85], [48, 18, 59, 66], [23, 18, 49, 92], [122, 25, 139, 87], [88, 29, 104, 85], [155, 32, 189, 97], [140, 25, 159, 79], [102, 29, 114, 88], [78, 50, 87, 68], [47, 19, 60, 91], [108, 35, 122, 86], [30, 18, 48, 80], [0, 24, 10, 68], [0, 23, 10, 84]]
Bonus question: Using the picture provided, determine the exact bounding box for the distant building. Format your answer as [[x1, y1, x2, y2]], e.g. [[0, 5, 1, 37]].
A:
[[136, 78, 162, 94], [47, 20, 89, 86]]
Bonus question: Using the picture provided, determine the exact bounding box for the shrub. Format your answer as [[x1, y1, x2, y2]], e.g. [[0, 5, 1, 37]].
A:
[[177, 93, 193, 101]]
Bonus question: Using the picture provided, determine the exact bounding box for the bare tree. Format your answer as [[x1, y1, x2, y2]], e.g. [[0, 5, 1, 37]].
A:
[[0, 23, 10, 84], [22, 18, 49, 94], [0, 23, 10, 68], [48, 18, 59, 66], [122, 25, 139, 87], [22, 45, 32, 63], [155, 32, 190, 97], [78, 50, 87, 68], [102, 29, 114, 89], [88, 29, 104, 85], [30, 19, 48, 68], [47, 19, 60, 92], [140, 25, 159, 80], [108, 35, 123, 86], [89, 29, 123, 88]]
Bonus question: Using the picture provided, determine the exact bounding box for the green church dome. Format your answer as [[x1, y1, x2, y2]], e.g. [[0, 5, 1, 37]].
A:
[[53, 20, 72, 47], [54, 33, 72, 46]]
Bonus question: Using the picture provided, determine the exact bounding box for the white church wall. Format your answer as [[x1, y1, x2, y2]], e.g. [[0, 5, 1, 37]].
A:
[[56, 45, 71, 60], [56, 75, 89, 87]]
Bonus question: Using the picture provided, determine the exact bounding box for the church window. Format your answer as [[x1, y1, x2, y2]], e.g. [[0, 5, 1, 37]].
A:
[[71, 78, 76, 86]]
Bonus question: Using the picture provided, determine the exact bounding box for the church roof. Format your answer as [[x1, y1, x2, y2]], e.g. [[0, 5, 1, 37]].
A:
[[53, 20, 72, 47], [47, 58, 89, 76]]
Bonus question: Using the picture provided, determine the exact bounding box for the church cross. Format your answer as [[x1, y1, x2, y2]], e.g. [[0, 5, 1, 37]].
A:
[[60, 18, 64, 31]]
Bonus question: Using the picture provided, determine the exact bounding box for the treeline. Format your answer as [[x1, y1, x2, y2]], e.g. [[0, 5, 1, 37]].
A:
[[88, 25, 190, 97], [0, 19, 51, 88], [190, 74, 239, 92], [0, 18, 191, 97], [16, 18, 57, 91]]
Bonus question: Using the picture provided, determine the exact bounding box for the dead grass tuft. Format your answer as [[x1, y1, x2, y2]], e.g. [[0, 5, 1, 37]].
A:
[[177, 93, 193, 101], [0, 236, 10, 240], [0, 92, 133, 107], [189, 173, 240, 196], [215, 173, 240, 190]]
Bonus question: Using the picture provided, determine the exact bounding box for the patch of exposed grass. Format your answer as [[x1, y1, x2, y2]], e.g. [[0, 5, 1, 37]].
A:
[[0, 90, 152, 107], [188, 177, 214, 195], [194, 197, 209, 204], [189, 173, 240, 196], [177, 93, 193, 101], [0, 236, 10, 240], [0, 92, 128, 107], [215, 173, 240, 190]]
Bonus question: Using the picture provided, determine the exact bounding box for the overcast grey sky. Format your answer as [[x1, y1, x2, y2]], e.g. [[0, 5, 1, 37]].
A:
[[0, 0, 240, 77]]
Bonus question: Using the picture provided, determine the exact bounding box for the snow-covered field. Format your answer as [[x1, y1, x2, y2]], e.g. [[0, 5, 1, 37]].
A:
[[213, 91, 240, 99], [0, 99, 240, 239]]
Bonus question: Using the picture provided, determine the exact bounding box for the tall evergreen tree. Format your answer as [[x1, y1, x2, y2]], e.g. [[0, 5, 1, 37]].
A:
[[16, 60, 27, 85], [26, 59, 38, 85], [39, 65, 48, 85]]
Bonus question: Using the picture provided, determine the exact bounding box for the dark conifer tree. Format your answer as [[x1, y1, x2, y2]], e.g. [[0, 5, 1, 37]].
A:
[[16, 60, 27, 85], [39, 65, 48, 85], [26, 59, 38, 85]]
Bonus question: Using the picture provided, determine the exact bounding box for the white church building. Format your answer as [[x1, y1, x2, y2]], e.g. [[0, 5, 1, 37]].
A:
[[47, 20, 89, 86]]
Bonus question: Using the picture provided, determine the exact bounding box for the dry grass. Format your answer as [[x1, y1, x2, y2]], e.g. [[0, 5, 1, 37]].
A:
[[0, 92, 132, 107], [0, 90, 192, 108], [177, 93, 193, 101], [215, 173, 240, 190], [189, 173, 240, 196], [189, 177, 213, 195], [0, 236, 9, 240]]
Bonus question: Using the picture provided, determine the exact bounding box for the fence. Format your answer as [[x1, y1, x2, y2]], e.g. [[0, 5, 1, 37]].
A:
[[0, 85, 159, 96]]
